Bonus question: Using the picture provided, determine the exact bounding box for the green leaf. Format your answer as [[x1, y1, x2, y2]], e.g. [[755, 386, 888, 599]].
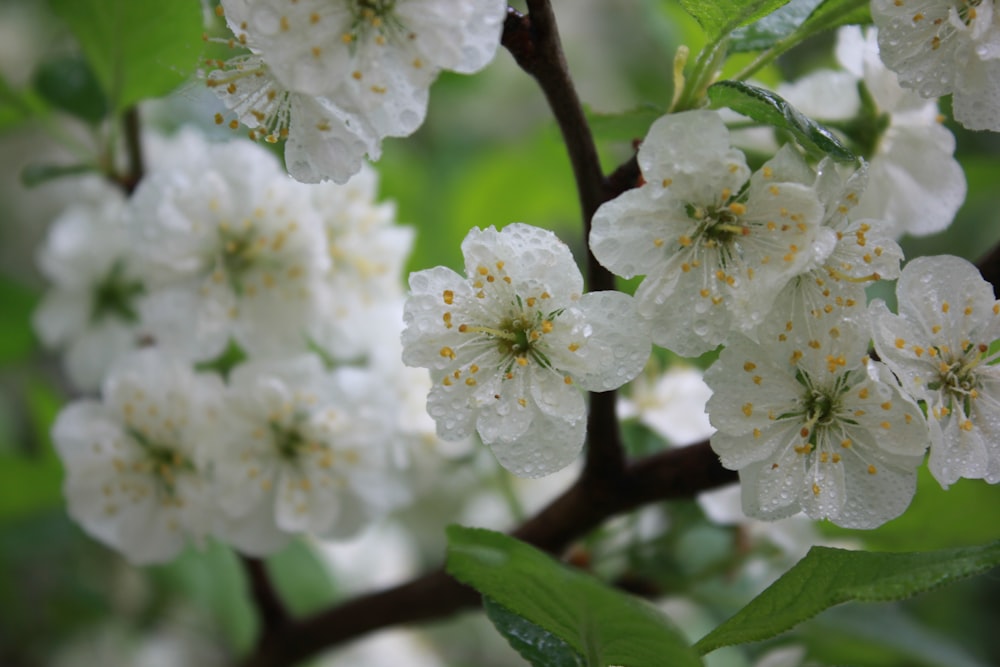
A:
[[267, 539, 338, 615], [694, 541, 1000, 654], [446, 526, 703, 667], [707, 80, 855, 161], [675, 0, 792, 40], [484, 597, 585, 667], [730, 0, 870, 52], [48, 0, 203, 112], [150, 541, 258, 654], [32, 54, 108, 124], [730, 0, 823, 51], [795, 0, 871, 41]]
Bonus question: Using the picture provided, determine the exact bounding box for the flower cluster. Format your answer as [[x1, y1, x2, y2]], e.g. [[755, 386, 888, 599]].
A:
[[586, 109, 1000, 527], [204, 0, 506, 183], [40, 130, 429, 563]]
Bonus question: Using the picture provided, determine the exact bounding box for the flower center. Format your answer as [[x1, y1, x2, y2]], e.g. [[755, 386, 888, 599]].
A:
[[126, 427, 194, 499], [270, 418, 309, 462]]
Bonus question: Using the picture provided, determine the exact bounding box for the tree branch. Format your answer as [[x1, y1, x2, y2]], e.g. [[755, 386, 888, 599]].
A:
[[118, 106, 145, 195], [239, 442, 735, 667], [240, 556, 291, 646]]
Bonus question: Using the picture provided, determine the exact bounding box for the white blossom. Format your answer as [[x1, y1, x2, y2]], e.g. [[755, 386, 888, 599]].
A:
[[128, 136, 329, 361], [33, 183, 145, 391], [778, 25, 967, 238], [402, 223, 650, 478], [51, 350, 223, 564], [870, 254, 1000, 487], [762, 157, 903, 345], [209, 0, 506, 182], [705, 317, 928, 528], [220, 0, 504, 119], [871, 0, 1000, 131], [206, 54, 379, 184], [589, 110, 826, 356], [208, 356, 403, 555]]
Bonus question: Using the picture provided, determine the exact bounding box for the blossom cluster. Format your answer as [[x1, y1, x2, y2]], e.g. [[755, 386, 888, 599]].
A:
[[586, 106, 1000, 528], [35, 8, 1000, 574], [38, 129, 436, 563], [204, 0, 506, 183]]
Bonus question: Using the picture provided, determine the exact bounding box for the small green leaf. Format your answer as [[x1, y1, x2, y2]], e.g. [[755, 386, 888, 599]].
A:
[[730, 0, 823, 51], [446, 526, 703, 667], [267, 539, 337, 615], [730, 0, 869, 52], [150, 541, 258, 654], [675, 0, 792, 40], [48, 0, 203, 112], [484, 597, 585, 667], [694, 541, 1000, 654], [20, 162, 100, 188], [33, 54, 108, 124], [707, 80, 855, 161], [795, 0, 871, 40]]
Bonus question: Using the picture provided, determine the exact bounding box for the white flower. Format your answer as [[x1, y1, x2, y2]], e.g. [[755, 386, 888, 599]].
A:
[[617, 365, 715, 446], [208, 356, 402, 555], [128, 136, 329, 361], [778, 25, 967, 238], [206, 54, 379, 184], [51, 349, 223, 564], [705, 317, 928, 528], [589, 110, 826, 356], [33, 183, 145, 391], [209, 0, 506, 182], [220, 0, 505, 122], [871, 0, 1000, 131], [762, 157, 903, 345], [401, 223, 650, 478], [870, 254, 1000, 487]]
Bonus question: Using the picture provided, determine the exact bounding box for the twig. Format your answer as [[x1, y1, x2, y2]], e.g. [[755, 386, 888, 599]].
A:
[[240, 556, 291, 644], [117, 106, 146, 194]]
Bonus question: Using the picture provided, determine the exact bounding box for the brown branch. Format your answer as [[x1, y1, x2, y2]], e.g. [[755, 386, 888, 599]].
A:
[[239, 442, 735, 667], [118, 106, 145, 195], [976, 243, 1000, 298], [240, 556, 291, 645]]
